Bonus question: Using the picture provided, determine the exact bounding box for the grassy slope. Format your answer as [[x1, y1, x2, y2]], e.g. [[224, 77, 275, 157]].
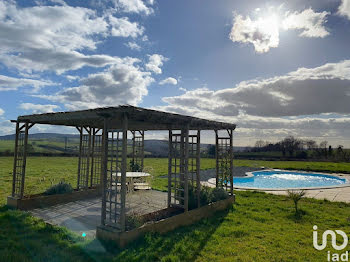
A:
[[1, 191, 350, 261]]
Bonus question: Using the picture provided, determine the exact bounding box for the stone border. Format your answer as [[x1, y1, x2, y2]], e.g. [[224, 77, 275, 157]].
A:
[[7, 188, 101, 210], [207, 169, 350, 191], [96, 195, 235, 247]]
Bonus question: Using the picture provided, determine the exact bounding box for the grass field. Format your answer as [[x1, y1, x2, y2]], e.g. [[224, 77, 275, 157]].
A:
[[1, 157, 350, 205], [1, 157, 350, 261], [1, 190, 350, 261]]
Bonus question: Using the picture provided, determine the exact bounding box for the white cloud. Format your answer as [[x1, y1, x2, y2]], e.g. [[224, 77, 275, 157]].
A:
[[162, 60, 350, 117], [65, 75, 80, 82], [229, 8, 329, 53], [0, 119, 14, 136], [338, 0, 350, 19], [0, 1, 144, 73], [109, 16, 144, 38], [1, 50, 119, 74], [113, 0, 154, 15], [282, 8, 329, 38], [38, 57, 154, 109], [159, 77, 177, 85], [0, 108, 4, 116], [229, 14, 279, 53], [125, 41, 141, 51], [0, 75, 54, 92], [19, 103, 60, 114], [145, 54, 168, 74]]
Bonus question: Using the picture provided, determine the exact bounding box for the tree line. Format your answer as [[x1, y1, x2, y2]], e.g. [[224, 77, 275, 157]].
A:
[[250, 136, 349, 161]]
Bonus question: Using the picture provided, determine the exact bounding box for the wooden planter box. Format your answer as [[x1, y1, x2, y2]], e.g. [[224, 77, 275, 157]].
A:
[[96, 195, 235, 247], [7, 188, 101, 210]]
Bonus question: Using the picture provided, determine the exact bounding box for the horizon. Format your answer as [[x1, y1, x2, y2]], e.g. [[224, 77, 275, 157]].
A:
[[0, 131, 348, 149], [0, 0, 350, 147]]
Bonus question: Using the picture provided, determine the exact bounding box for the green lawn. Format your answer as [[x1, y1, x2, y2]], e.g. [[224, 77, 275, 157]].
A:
[[1, 157, 350, 261], [1, 191, 349, 261], [1, 157, 350, 205]]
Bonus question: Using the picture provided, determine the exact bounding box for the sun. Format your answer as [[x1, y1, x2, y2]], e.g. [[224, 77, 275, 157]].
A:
[[256, 14, 280, 37]]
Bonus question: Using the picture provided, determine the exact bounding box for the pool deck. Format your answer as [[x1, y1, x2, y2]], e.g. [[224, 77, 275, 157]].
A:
[[262, 186, 350, 202]]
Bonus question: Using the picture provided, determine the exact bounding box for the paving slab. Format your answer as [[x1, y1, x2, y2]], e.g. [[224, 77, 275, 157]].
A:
[[30, 190, 167, 238]]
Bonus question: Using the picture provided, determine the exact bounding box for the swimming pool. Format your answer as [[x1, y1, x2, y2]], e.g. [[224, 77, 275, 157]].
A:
[[232, 170, 347, 189]]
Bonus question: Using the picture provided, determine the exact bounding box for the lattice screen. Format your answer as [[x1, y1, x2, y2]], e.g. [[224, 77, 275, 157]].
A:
[[90, 129, 102, 187], [216, 130, 234, 194], [168, 130, 188, 210], [131, 130, 144, 171], [103, 130, 123, 228], [12, 123, 28, 198], [78, 130, 91, 189], [188, 131, 201, 207]]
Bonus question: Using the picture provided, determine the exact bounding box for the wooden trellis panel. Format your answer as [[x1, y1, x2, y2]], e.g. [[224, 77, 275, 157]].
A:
[[77, 127, 91, 190], [168, 129, 189, 211], [12, 122, 29, 198], [103, 130, 123, 228], [188, 131, 201, 207], [215, 130, 234, 194], [101, 115, 128, 231], [131, 130, 144, 171], [90, 128, 102, 187]]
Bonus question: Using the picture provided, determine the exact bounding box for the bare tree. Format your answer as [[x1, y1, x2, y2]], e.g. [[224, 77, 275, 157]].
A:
[[281, 136, 302, 157], [319, 141, 328, 159], [255, 140, 265, 148], [305, 140, 317, 150]]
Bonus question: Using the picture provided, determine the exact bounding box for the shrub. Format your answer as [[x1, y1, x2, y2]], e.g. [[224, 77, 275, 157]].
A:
[[125, 214, 144, 230], [210, 187, 229, 202], [287, 189, 306, 215], [188, 185, 229, 210], [129, 160, 142, 172], [44, 181, 73, 195]]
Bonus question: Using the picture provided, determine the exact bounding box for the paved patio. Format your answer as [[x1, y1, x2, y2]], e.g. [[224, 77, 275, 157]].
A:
[[30, 190, 167, 238]]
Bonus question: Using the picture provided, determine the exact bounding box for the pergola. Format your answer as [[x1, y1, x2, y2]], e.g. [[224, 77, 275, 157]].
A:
[[10, 105, 236, 232]]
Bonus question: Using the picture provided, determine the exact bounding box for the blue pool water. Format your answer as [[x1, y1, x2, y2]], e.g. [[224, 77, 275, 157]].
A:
[[233, 170, 347, 189]]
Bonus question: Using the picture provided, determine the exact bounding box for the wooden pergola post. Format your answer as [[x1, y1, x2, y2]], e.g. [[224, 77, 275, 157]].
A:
[[85, 127, 92, 189], [101, 120, 108, 225], [196, 130, 201, 207], [140, 130, 144, 170], [215, 130, 219, 187], [167, 129, 172, 208], [229, 129, 234, 195], [12, 121, 32, 199], [90, 128, 96, 187], [183, 126, 189, 212], [11, 122, 20, 197], [20, 122, 29, 198], [120, 113, 128, 231], [76, 126, 83, 189]]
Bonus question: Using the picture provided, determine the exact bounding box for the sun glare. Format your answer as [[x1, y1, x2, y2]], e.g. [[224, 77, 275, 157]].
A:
[[257, 14, 280, 36]]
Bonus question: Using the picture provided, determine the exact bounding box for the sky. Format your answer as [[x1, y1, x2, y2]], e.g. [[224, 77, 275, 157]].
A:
[[0, 0, 350, 146]]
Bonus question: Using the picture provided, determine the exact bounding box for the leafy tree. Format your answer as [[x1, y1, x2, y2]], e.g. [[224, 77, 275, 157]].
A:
[[207, 145, 216, 158]]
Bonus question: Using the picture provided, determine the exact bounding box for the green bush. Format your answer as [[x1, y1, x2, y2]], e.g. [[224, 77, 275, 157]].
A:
[[44, 181, 73, 195], [125, 214, 144, 231], [210, 187, 229, 202], [188, 185, 229, 210], [129, 160, 142, 172]]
